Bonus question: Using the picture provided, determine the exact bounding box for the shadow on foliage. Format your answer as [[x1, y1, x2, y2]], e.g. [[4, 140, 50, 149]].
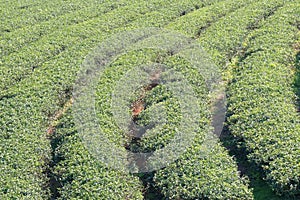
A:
[[293, 51, 300, 109], [219, 123, 283, 200]]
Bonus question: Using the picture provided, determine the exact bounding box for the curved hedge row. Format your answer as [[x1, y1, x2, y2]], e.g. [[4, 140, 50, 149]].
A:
[[1, 0, 170, 91], [0, 0, 126, 56], [167, 0, 253, 37], [166, 0, 300, 196], [1, 0, 298, 198], [152, 57, 253, 199], [1, 0, 100, 32], [226, 2, 300, 195], [52, 111, 144, 199], [154, 141, 252, 200], [168, 0, 300, 195], [93, 48, 253, 199], [0, 0, 223, 198], [0, 0, 214, 92], [196, 0, 288, 68], [0, 95, 51, 199]]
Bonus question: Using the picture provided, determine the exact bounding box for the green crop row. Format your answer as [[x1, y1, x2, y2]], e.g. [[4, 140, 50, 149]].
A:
[[0, 85, 52, 198], [197, 0, 288, 68], [1, 0, 223, 57], [167, 0, 287, 71], [52, 49, 163, 199], [167, 0, 254, 37], [0, 0, 222, 198], [153, 56, 253, 199], [226, 1, 300, 195], [2, 0, 297, 198], [16, 1, 254, 194], [0, 0, 166, 91], [52, 111, 144, 200], [154, 140, 253, 199], [91, 47, 253, 199], [0, 0, 130, 56], [0, 0, 211, 93], [167, 0, 298, 196], [0, 0, 101, 32]]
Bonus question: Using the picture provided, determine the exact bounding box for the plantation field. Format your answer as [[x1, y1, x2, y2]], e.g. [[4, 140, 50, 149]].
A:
[[0, 0, 299, 199]]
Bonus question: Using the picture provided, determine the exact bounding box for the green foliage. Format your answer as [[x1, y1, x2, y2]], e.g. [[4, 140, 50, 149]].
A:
[[94, 49, 253, 199], [1, 1, 219, 198], [154, 142, 253, 200], [0, 0, 204, 91], [226, 2, 300, 195], [52, 111, 144, 200], [1, 0, 299, 198], [167, 0, 254, 37], [197, 0, 289, 67], [0, 93, 51, 199], [170, 0, 300, 195]]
